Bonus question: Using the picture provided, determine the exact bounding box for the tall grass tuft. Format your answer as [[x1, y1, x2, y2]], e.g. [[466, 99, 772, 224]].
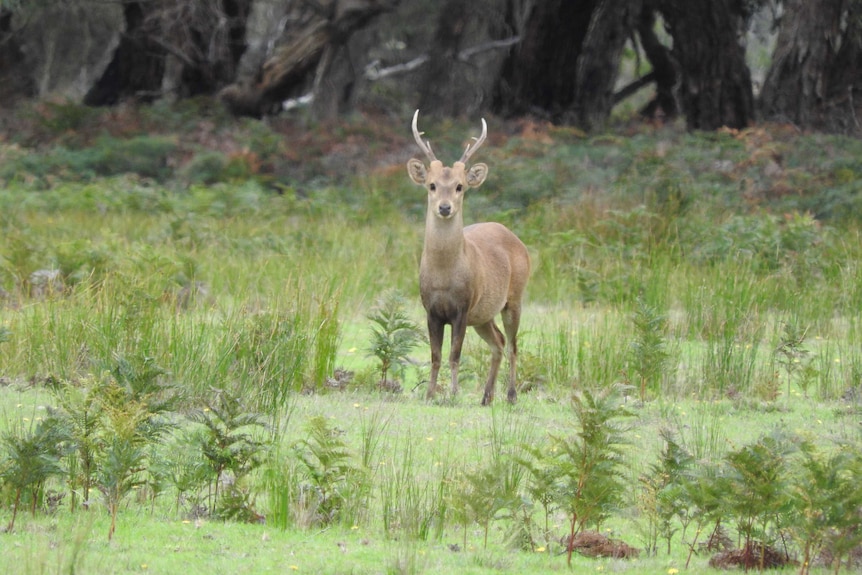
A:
[[380, 438, 449, 541]]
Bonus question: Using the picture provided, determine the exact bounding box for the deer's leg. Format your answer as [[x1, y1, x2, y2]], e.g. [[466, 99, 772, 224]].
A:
[[426, 315, 445, 400], [448, 313, 469, 398], [474, 321, 505, 406], [502, 304, 522, 404]]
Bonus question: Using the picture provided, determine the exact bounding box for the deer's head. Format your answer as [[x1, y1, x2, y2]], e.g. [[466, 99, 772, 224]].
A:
[[407, 110, 488, 220]]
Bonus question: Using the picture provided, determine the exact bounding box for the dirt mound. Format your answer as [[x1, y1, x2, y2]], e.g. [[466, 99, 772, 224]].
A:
[[709, 542, 796, 570], [562, 531, 640, 559]]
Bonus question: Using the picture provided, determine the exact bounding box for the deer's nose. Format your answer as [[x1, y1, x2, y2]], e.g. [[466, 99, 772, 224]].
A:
[[438, 203, 451, 217]]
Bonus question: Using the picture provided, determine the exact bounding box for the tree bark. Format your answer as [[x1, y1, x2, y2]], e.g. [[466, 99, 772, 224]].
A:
[[760, 0, 862, 134], [0, 9, 35, 107], [85, 2, 164, 106], [571, 0, 642, 130], [221, 0, 397, 118], [417, 0, 514, 118], [417, 0, 465, 117], [86, 0, 251, 106], [657, 0, 754, 130], [496, 0, 598, 119]]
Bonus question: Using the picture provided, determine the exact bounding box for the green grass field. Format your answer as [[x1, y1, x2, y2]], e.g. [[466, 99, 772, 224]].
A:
[[1, 107, 862, 573]]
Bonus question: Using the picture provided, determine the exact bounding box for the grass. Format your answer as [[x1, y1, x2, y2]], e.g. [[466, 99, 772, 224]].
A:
[[1, 106, 862, 572], [1, 391, 855, 574]]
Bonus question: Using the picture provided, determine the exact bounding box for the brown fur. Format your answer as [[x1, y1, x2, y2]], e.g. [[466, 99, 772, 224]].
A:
[[407, 112, 530, 405]]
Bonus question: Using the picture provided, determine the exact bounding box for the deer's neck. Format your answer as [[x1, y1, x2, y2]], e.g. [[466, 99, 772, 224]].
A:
[[423, 214, 467, 269]]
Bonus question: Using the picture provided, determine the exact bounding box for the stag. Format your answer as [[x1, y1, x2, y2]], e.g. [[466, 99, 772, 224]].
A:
[[406, 110, 531, 405]]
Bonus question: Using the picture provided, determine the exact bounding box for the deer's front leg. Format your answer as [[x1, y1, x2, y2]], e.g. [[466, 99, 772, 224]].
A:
[[448, 313, 469, 398], [426, 315, 445, 400]]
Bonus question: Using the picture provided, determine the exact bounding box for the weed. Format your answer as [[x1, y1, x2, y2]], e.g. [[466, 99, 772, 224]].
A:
[[627, 297, 672, 401], [518, 384, 634, 565], [366, 290, 425, 387], [0, 416, 65, 531], [516, 443, 558, 542], [636, 428, 693, 556], [449, 460, 520, 549], [46, 376, 107, 512], [789, 441, 862, 575], [721, 430, 797, 570], [381, 440, 448, 541], [310, 291, 342, 392], [535, 322, 576, 388], [292, 415, 366, 527], [229, 309, 308, 417], [387, 542, 427, 575], [187, 388, 268, 516], [774, 319, 818, 398], [159, 429, 211, 515]]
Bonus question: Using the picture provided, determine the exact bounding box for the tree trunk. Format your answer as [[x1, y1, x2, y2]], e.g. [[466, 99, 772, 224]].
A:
[[221, 0, 397, 118], [85, 2, 165, 105], [760, 0, 862, 134], [824, 3, 862, 134], [657, 0, 754, 130], [0, 9, 35, 107], [571, 0, 642, 130], [417, 0, 465, 117], [635, 0, 678, 119], [86, 0, 252, 106], [417, 0, 514, 118], [496, 0, 599, 119], [311, 43, 356, 120]]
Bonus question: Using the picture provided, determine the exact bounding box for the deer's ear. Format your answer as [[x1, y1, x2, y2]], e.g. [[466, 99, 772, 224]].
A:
[[466, 163, 488, 187], [407, 158, 428, 185]]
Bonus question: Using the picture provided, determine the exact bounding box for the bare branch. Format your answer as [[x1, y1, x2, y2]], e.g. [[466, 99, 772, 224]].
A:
[[364, 55, 429, 81], [457, 36, 520, 62], [364, 36, 520, 81]]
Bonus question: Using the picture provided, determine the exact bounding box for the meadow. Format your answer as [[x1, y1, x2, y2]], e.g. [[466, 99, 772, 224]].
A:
[[1, 104, 862, 573]]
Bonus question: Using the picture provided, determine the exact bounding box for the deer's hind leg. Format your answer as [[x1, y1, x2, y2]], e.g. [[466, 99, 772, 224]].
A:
[[474, 321, 505, 406], [501, 303, 522, 404]]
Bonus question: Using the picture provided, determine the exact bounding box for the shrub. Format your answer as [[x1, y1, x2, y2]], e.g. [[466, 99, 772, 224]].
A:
[[87, 136, 178, 180], [181, 151, 229, 185]]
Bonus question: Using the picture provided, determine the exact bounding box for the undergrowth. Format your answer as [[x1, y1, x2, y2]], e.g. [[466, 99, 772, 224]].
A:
[[2, 103, 862, 572]]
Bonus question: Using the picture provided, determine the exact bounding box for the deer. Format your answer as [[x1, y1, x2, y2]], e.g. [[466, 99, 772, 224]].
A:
[[406, 110, 531, 405]]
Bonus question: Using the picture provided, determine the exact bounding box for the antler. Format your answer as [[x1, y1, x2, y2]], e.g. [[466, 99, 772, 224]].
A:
[[458, 118, 487, 164], [411, 110, 438, 163]]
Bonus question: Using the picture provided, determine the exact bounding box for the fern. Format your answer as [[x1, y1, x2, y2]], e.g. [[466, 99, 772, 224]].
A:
[[366, 291, 424, 386], [0, 419, 65, 531], [293, 415, 365, 526], [187, 388, 268, 514], [550, 384, 634, 565], [628, 297, 671, 401]]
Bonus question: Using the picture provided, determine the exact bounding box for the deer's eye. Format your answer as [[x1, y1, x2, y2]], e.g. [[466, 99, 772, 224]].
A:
[[429, 183, 436, 191], [456, 184, 463, 192]]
